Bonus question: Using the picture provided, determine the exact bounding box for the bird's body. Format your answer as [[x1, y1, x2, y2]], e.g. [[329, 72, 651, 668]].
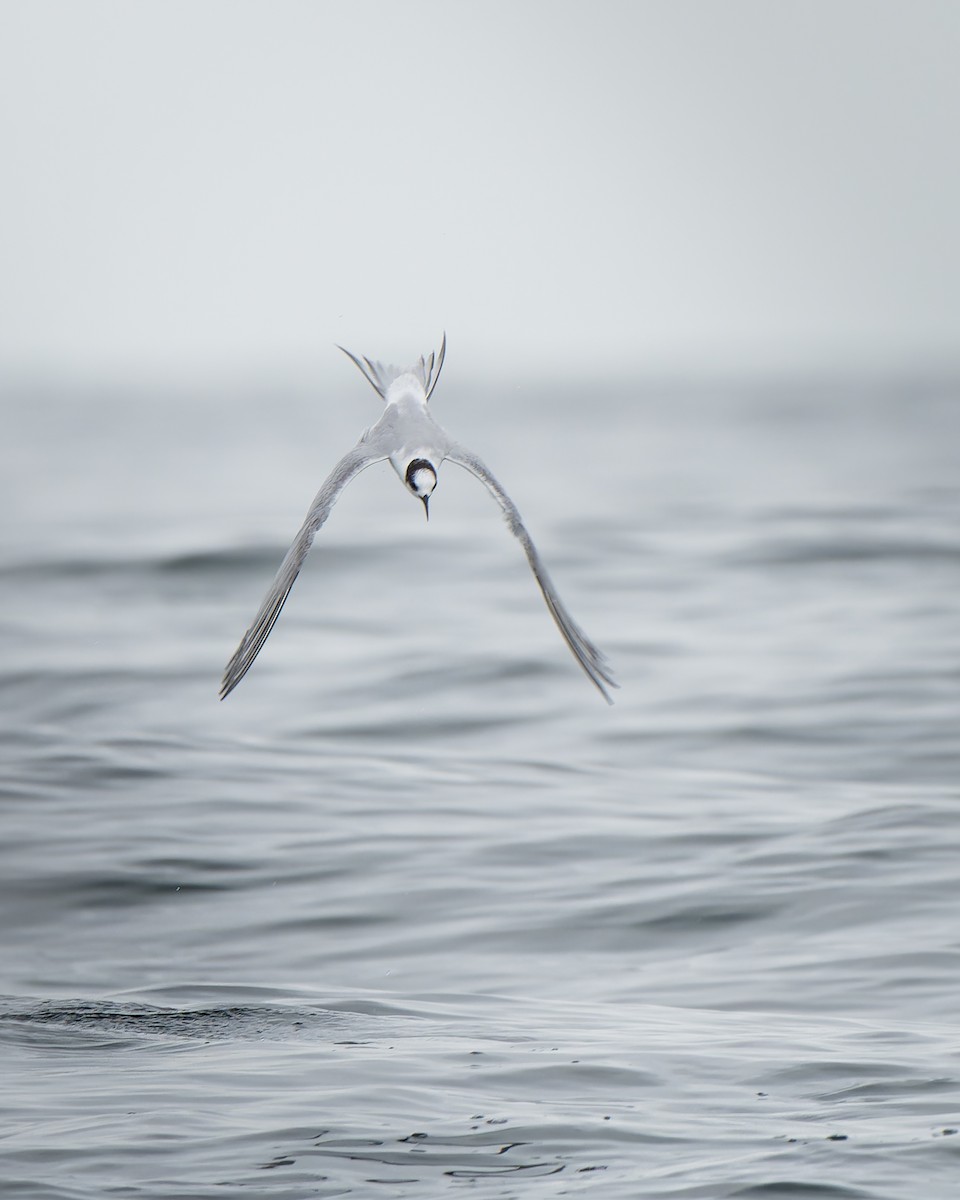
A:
[[375, 378, 449, 507], [221, 337, 617, 702]]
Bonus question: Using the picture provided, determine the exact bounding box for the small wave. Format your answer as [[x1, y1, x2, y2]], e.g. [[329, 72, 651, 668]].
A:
[[732, 1183, 874, 1199], [0, 543, 331, 582], [731, 535, 960, 568], [0, 997, 377, 1043]]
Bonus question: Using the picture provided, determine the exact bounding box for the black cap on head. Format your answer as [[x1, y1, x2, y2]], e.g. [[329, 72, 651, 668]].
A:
[[405, 458, 436, 490]]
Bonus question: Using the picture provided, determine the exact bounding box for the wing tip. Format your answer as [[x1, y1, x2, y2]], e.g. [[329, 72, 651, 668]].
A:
[[594, 672, 619, 705]]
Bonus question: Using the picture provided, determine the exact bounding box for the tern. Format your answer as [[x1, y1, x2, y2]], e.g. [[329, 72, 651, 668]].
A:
[[220, 336, 617, 703]]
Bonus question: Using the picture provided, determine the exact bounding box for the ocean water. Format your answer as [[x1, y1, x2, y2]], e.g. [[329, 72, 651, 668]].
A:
[[1, 372, 958, 1198]]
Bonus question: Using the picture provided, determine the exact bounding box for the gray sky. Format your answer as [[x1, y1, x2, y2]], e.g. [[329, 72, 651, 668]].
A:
[[2, 0, 958, 380]]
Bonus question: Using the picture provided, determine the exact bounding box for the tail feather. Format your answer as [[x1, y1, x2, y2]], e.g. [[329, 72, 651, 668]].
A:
[[337, 333, 446, 401]]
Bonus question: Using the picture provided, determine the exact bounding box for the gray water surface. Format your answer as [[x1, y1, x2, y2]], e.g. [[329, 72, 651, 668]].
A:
[[1, 376, 958, 1198]]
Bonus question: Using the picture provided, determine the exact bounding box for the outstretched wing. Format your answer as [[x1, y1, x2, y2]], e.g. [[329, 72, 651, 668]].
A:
[[445, 444, 618, 703], [220, 443, 386, 699]]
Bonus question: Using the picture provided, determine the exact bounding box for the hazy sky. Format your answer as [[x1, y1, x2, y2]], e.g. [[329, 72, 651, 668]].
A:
[[2, 0, 958, 380]]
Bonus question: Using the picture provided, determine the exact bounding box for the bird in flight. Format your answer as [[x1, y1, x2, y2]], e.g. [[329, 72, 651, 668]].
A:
[[220, 336, 617, 702]]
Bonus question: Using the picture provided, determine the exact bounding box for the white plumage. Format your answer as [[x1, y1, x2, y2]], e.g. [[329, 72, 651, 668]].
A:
[[220, 335, 617, 703]]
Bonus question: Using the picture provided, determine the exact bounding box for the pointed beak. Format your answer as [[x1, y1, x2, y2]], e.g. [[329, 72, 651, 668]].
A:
[[421, 495, 430, 522]]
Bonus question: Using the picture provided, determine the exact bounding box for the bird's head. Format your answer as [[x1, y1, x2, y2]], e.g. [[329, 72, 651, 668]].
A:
[[404, 458, 438, 520]]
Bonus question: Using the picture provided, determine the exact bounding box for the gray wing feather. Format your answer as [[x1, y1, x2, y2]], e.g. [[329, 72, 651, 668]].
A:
[[220, 443, 386, 698], [445, 444, 617, 703]]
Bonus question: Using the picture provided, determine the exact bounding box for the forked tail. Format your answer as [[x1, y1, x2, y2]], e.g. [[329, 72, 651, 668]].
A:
[[337, 333, 446, 401]]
